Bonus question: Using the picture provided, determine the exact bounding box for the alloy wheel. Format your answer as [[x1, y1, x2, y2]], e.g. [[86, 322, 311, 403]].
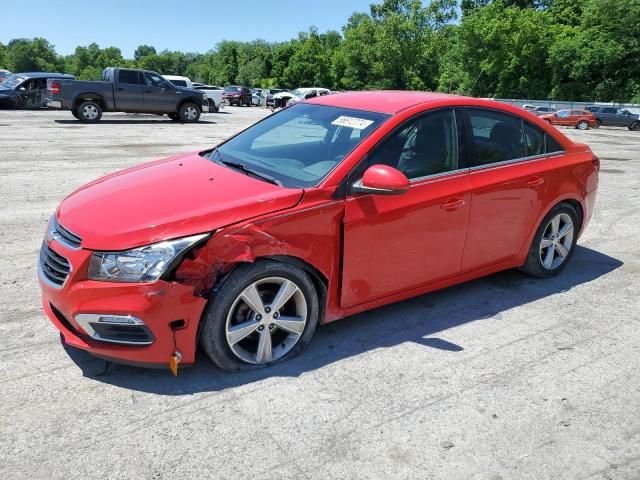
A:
[[225, 276, 307, 365], [539, 212, 574, 270], [577, 121, 589, 130], [82, 104, 99, 120], [184, 106, 198, 120]]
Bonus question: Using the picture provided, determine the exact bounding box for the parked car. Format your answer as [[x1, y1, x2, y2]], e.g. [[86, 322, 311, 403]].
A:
[[0, 69, 12, 83], [38, 92, 598, 374], [585, 106, 640, 130], [45, 67, 209, 123], [196, 85, 225, 112], [164, 75, 193, 89], [0, 72, 74, 109], [539, 109, 596, 130], [265, 88, 289, 107], [223, 86, 252, 106], [274, 87, 331, 107], [533, 106, 556, 115], [251, 90, 264, 106]]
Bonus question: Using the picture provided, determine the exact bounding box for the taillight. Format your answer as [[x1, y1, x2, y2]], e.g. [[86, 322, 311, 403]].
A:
[[592, 155, 600, 171], [49, 82, 60, 95]]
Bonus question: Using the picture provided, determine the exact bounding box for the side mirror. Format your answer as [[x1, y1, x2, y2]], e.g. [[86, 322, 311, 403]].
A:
[[351, 164, 410, 196], [18, 87, 26, 92]]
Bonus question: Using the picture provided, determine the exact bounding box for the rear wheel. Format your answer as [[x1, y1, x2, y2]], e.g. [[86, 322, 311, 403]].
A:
[[594, 119, 602, 128], [520, 203, 579, 278], [200, 260, 319, 371], [577, 120, 589, 130], [178, 102, 200, 123], [76, 101, 102, 123]]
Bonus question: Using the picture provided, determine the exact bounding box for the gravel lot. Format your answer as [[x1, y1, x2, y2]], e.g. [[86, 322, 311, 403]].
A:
[[1, 108, 639, 480]]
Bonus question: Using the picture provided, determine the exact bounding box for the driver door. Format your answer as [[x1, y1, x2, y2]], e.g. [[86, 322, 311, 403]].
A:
[[341, 108, 471, 308], [143, 72, 176, 112]]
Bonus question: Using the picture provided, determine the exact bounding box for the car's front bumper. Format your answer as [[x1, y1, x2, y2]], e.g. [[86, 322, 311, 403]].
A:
[[38, 240, 207, 368]]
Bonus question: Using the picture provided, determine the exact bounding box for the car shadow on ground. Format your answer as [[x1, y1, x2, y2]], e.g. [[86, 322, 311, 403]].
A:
[[63, 246, 622, 395], [54, 119, 217, 125]]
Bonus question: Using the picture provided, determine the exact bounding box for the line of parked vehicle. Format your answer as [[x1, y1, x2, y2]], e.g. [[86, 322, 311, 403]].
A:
[[0, 67, 333, 123], [522, 104, 640, 131]]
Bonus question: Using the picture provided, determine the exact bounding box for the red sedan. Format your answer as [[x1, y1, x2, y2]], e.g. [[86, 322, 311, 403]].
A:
[[539, 109, 597, 130], [39, 92, 599, 373]]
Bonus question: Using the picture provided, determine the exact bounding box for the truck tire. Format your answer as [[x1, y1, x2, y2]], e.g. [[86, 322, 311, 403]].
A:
[[76, 101, 102, 123], [208, 99, 219, 113], [178, 102, 201, 123]]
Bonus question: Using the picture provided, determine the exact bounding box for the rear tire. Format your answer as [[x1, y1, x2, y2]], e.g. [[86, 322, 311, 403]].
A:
[[577, 120, 589, 130], [76, 101, 102, 123], [200, 260, 319, 372], [178, 102, 201, 123], [594, 119, 602, 129], [520, 203, 579, 278]]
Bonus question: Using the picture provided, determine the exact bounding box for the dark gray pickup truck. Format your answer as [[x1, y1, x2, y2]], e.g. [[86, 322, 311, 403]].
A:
[[586, 105, 640, 130], [45, 67, 209, 123]]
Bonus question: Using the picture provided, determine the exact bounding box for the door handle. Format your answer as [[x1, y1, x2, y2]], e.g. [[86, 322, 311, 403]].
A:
[[526, 177, 545, 187], [440, 198, 466, 210]]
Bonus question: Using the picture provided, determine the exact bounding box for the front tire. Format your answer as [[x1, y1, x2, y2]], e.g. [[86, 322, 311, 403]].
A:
[[76, 101, 102, 123], [520, 203, 579, 278], [594, 119, 602, 129], [630, 122, 640, 131], [200, 260, 319, 371], [178, 102, 201, 122]]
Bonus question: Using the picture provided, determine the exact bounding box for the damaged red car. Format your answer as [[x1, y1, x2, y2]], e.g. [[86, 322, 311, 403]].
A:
[[38, 92, 599, 373]]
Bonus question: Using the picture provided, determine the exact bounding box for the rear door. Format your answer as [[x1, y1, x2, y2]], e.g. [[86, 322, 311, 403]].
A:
[[460, 108, 558, 271], [142, 72, 176, 113], [600, 107, 619, 126], [114, 70, 145, 111], [341, 108, 471, 308]]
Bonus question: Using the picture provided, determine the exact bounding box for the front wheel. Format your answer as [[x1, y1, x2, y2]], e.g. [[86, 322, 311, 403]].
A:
[[200, 260, 319, 371], [577, 120, 589, 130], [76, 101, 102, 123], [520, 203, 579, 278], [178, 102, 201, 122], [630, 122, 640, 131], [594, 119, 602, 129]]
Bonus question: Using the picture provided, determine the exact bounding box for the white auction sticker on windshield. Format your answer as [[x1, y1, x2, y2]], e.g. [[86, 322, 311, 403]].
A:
[[331, 116, 374, 130]]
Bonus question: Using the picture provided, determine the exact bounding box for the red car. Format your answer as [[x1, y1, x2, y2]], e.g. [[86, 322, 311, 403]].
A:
[[539, 109, 597, 130], [39, 92, 599, 373]]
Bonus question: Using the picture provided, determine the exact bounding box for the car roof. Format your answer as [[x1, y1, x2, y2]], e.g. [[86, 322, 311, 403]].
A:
[[307, 90, 466, 114], [17, 72, 74, 78]]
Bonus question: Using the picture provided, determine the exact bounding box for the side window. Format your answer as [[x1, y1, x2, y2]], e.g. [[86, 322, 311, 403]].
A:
[[570, 110, 583, 116], [368, 109, 459, 180], [524, 122, 545, 157], [545, 134, 564, 153], [144, 72, 167, 88], [467, 109, 525, 166], [557, 110, 570, 119], [602, 107, 617, 114], [119, 70, 141, 85]]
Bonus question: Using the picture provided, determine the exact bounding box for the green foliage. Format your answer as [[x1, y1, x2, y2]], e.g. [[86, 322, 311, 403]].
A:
[[2, 0, 639, 103]]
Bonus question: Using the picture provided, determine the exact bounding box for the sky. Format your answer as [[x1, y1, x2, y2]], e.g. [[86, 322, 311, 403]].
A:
[[1, 0, 376, 57]]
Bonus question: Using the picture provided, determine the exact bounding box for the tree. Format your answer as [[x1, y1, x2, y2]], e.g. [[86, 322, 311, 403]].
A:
[[4, 38, 60, 72], [134, 45, 157, 60]]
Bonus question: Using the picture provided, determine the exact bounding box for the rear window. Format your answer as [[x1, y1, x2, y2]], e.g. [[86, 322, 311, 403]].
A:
[[225, 86, 241, 92], [118, 70, 142, 85], [602, 107, 617, 114]]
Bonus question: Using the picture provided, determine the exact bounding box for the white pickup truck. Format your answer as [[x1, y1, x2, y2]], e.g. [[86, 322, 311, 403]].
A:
[[196, 85, 225, 113]]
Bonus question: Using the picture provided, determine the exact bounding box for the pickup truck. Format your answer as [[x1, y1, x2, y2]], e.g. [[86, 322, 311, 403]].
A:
[[586, 105, 640, 130], [45, 67, 209, 123], [196, 85, 225, 112]]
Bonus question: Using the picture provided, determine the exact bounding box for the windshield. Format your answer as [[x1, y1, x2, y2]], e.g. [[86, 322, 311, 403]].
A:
[[1, 74, 27, 88], [290, 89, 303, 97], [225, 86, 241, 92], [209, 103, 390, 188]]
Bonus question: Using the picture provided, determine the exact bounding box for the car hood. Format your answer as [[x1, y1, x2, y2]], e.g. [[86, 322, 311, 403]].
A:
[[56, 151, 303, 250], [175, 86, 203, 96]]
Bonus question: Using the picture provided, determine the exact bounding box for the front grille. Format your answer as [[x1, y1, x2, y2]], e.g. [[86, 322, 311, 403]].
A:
[[55, 221, 82, 249], [39, 243, 71, 287]]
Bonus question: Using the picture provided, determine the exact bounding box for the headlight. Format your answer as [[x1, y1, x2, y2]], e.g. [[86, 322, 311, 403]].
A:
[[87, 233, 209, 282]]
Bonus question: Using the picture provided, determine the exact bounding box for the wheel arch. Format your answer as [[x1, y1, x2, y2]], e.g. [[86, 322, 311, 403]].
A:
[[73, 92, 107, 110], [177, 96, 202, 112]]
